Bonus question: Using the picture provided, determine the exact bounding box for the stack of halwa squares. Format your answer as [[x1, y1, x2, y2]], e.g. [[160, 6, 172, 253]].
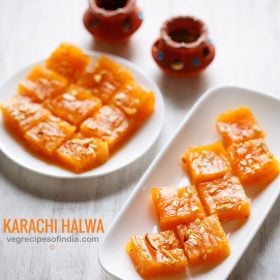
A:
[[127, 106, 279, 278], [1, 44, 155, 173]]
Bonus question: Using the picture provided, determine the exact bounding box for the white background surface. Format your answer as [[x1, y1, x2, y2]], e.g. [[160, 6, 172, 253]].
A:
[[0, 0, 279, 279]]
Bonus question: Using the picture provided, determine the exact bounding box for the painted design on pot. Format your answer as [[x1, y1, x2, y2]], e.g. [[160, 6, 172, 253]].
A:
[[83, 0, 143, 43], [192, 57, 200, 67], [157, 51, 164, 61], [151, 16, 215, 77]]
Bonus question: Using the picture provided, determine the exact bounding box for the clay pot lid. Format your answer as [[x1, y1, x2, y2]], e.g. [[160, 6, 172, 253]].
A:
[[88, 0, 136, 18], [161, 16, 208, 49]]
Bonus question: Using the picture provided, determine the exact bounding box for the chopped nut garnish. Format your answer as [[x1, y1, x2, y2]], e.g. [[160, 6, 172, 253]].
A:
[[72, 138, 93, 145], [216, 203, 233, 211], [252, 124, 261, 132], [124, 107, 138, 115], [185, 187, 193, 194], [260, 142, 270, 155], [108, 115, 118, 122], [188, 238, 198, 245], [144, 234, 157, 251], [209, 187, 218, 194], [215, 236, 224, 242], [199, 226, 205, 233], [114, 92, 126, 102], [237, 204, 242, 211], [161, 248, 178, 262], [183, 229, 192, 242], [191, 206, 199, 212], [63, 93, 76, 101], [93, 74, 102, 83]]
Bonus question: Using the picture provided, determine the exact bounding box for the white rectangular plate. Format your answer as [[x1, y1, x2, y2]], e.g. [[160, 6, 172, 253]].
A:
[[99, 86, 280, 280]]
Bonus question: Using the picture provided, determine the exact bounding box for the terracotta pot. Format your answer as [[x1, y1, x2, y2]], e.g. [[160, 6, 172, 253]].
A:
[[83, 0, 143, 43], [152, 16, 215, 77]]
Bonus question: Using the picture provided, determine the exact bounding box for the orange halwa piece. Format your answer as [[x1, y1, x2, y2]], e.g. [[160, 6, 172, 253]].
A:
[[24, 116, 75, 157], [227, 139, 279, 187], [197, 174, 250, 221], [182, 141, 232, 185], [55, 134, 109, 173], [1, 95, 50, 137], [44, 84, 102, 126], [126, 230, 187, 278], [80, 105, 131, 151], [109, 82, 155, 123], [177, 215, 230, 266], [216, 106, 265, 147], [46, 43, 90, 82], [77, 56, 133, 103], [18, 66, 68, 102], [151, 186, 205, 230]]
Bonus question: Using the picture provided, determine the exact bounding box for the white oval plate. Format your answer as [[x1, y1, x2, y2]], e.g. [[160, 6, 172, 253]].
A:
[[99, 86, 280, 280], [0, 51, 165, 178]]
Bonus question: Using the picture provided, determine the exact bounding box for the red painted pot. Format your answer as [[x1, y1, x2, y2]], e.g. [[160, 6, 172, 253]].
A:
[[83, 0, 143, 43], [152, 16, 215, 77]]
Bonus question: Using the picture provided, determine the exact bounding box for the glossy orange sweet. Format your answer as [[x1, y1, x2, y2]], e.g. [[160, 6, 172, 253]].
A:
[[77, 56, 133, 103], [24, 115, 76, 157], [151, 186, 205, 230], [1, 44, 155, 173], [46, 43, 90, 82], [182, 141, 232, 185], [109, 82, 155, 123], [227, 139, 279, 187], [216, 106, 265, 147], [197, 174, 250, 221], [1, 95, 50, 137], [44, 84, 102, 126], [126, 230, 187, 278], [177, 215, 230, 266], [55, 134, 109, 173], [80, 105, 131, 151], [18, 66, 68, 102]]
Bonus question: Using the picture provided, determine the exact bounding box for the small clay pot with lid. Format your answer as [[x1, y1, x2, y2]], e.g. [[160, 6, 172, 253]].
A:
[[152, 16, 215, 77], [83, 0, 143, 43]]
